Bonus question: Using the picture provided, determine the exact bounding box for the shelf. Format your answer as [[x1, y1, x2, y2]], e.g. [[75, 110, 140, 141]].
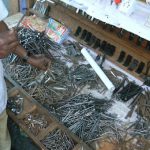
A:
[[59, 0, 150, 41], [48, 3, 150, 80]]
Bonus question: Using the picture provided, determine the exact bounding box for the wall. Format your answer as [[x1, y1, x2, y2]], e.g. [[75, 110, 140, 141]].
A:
[[3, 0, 19, 16]]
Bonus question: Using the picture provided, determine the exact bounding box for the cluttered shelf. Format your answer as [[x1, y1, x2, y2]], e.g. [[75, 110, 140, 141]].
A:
[[47, 2, 150, 80], [4, 17, 150, 150], [26, 1, 150, 81]]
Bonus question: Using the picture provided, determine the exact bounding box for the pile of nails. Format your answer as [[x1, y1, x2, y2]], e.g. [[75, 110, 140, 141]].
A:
[[41, 129, 75, 150], [7, 94, 23, 115], [49, 94, 118, 142], [30, 63, 103, 106], [129, 90, 150, 121], [18, 27, 61, 57], [22, 113, 48, 136], [4, 63, 40, 87], [4, 53, 105, 105], [128, 117, 150, 140]]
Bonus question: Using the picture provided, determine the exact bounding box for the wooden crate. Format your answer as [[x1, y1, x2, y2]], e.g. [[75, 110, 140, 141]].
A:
[[5, 75, 92, 150]]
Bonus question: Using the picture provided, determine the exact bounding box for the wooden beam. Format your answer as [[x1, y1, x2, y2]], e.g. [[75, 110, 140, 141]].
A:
[[26, 0, 36, 15]]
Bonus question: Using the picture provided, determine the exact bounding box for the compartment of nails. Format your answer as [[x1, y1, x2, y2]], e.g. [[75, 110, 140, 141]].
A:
[[7, 92, 24, 115], [41, 129, 76, 150], [20, 108, 52, 136], [7, 87, 36, 117]]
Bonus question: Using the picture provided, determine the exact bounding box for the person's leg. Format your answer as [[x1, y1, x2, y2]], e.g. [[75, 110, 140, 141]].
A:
[[0, 110, 11, 150]]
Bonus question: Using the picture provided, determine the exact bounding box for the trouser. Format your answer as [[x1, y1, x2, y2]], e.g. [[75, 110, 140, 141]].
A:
[[0, 110, 11, 150]]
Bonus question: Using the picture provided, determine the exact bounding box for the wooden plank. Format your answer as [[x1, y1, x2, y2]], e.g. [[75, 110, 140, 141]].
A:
[[26, 0, 36, 15]]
